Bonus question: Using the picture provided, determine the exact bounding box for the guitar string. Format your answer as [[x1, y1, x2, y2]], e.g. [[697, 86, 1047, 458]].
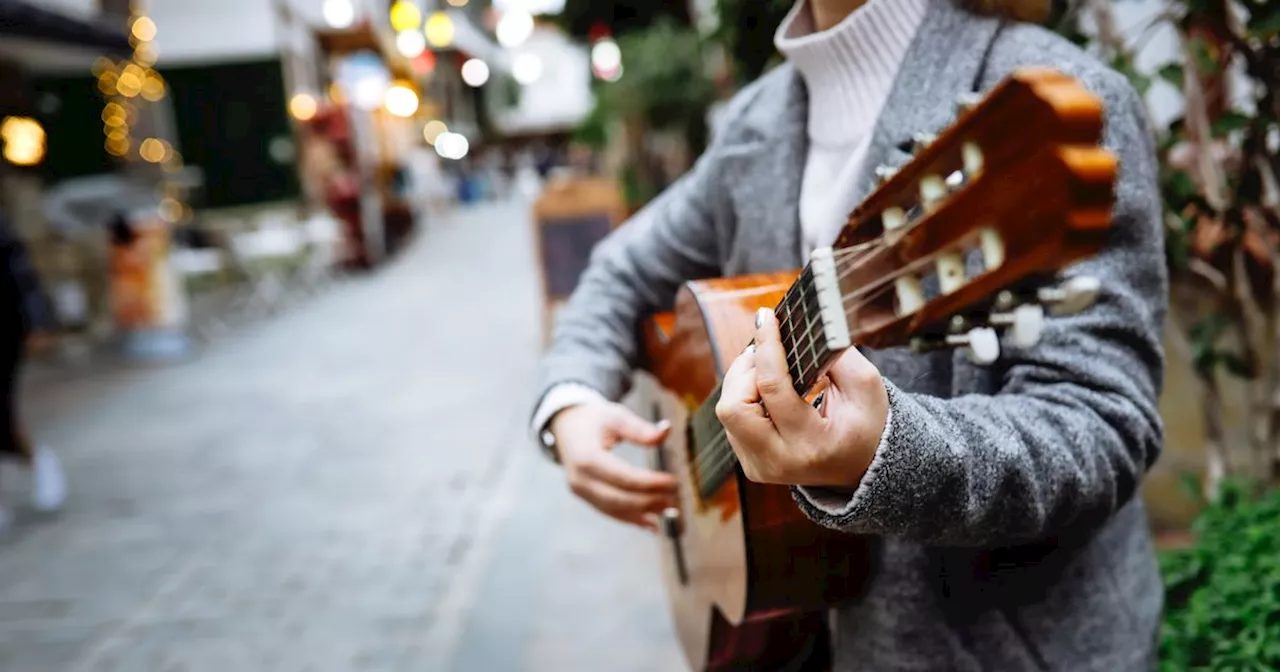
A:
[[690, 257, 917, 486], [693, 247, 977, 490], [690, 251, 874, 480], [690, 179, 975, 487]]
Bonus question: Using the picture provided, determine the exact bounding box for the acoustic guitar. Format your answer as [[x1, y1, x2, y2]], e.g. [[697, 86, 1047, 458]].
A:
[[635, 68, 1118, 671]]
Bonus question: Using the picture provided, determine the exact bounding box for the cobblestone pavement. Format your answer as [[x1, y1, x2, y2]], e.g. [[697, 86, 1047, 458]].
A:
[[0, 200, 685, 672]]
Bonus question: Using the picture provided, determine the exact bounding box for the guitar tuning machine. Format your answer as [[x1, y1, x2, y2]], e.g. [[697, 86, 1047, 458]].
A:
[[909, 316, 1000, 365], [989, 304, 1045, 349], [954, 93, 982, 118], [1038, 276, 1101, 316], [947, 327, 1000, 365], [910, 132, 937, 155], [874, 164, 898, 186]]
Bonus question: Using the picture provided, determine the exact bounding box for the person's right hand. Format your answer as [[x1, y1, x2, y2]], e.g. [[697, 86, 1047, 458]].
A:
[[550, 401, 678, 530]]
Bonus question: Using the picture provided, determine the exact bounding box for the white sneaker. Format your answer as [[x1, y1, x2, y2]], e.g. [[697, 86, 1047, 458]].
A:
[[30, 447, 66, 512]]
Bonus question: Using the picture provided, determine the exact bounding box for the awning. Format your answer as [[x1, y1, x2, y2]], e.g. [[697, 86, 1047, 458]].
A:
[[0, 0, 131, 53]]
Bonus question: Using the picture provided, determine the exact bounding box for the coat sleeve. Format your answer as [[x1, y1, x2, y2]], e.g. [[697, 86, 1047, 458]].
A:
[[793, 72, 1168, 548]]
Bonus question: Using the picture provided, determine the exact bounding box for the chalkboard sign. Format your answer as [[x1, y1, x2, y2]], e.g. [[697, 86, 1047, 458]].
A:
[[532, 176, 626, 345], [539, 213, 614, 298]]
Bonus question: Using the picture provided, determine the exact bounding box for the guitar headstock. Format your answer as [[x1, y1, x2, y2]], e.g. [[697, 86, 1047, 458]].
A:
[[825, 68, 1116, 365]]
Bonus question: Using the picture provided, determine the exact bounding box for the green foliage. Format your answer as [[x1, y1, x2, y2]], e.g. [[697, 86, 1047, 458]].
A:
[[1159, 482, 1280, 670], [710, 0, 791, 85], [593, 18, 716, 130]]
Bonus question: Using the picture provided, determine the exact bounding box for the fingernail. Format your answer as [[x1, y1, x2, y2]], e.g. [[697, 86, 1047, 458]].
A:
[[655, 419, 671, 432], [756, 308, 770, 329], [745, 343, 756, 354]]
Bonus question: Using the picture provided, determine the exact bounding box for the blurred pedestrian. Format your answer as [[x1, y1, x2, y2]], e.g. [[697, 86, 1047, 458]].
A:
[[0, 214, 67, 528]]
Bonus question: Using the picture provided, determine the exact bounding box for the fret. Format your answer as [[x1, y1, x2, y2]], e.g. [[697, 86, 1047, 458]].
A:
[[690, 256, 853, 499]]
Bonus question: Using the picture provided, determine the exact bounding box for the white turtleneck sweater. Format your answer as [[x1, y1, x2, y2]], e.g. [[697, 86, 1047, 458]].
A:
[[533, 0, 928, 438]]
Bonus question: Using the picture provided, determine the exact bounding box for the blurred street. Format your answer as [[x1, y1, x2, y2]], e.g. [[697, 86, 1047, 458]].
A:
[[0, 200, 684, 672]]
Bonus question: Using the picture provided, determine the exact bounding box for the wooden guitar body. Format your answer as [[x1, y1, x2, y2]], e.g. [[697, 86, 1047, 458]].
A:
[[639, 274, 874, 671]]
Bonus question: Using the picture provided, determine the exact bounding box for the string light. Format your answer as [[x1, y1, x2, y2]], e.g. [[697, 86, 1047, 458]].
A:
[[99, 6, 192, 225]]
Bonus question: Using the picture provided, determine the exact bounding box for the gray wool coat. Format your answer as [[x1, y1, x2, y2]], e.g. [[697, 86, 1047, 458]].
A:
[[535, 0, 1168, 669]]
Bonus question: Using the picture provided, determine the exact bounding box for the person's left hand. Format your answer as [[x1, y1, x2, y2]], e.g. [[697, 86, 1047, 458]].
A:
[[715, 307, 890, 488]]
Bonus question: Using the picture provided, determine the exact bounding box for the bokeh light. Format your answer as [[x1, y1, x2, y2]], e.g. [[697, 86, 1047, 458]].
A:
[[512, 53, 542, 85], [422, 120, 448, 144], [131, 16, 157, 42], [461, 59, 490, 87], [396, 30, 426, 58], [496, 10, 534, 48], [0, 117, 46, 166], [385, 83, 420, 118], [389, 1, 422, 32], [322, 0, 355, 28], [424, 12, 455, 48], [434, 131, 469, 160], [289, 93, 318, 121]]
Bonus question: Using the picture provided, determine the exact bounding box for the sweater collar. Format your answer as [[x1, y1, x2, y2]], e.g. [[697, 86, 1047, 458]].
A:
[[775, 0, 928, 144]]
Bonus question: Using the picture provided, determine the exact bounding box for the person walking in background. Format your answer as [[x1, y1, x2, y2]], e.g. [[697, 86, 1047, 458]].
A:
[[0, 214, 67, 529]]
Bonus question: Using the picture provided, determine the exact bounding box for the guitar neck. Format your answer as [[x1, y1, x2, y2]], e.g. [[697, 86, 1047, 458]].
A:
[[687, 249, 853, 497], [772, 251, 853, 394]]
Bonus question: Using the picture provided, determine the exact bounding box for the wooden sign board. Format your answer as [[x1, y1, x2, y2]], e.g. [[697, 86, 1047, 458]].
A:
[[532, 175, 627, 346]]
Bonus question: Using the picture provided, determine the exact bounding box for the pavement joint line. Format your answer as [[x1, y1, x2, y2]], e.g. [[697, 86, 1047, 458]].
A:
[[417, 408, 541, 668], [65, 555, 202, 672]]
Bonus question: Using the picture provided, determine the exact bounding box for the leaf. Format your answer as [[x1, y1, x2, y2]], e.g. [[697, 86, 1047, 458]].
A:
[[1188, 36, 1221, 76], [1219, 352, 1256, 379], [1248, 10, 1280, 39], [1159, 63, 1186, 88], [1212, 111, 1252, 138]]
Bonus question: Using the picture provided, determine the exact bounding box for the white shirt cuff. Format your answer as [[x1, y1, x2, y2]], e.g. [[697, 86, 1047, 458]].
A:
[[530, 383, 609, 439]]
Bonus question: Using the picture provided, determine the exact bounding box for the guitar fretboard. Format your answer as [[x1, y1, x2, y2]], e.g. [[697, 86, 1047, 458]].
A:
[[687, 264, 840, 498]]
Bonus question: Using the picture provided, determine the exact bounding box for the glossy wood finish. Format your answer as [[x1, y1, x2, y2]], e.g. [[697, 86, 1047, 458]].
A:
[[639, 274, 873, 672]]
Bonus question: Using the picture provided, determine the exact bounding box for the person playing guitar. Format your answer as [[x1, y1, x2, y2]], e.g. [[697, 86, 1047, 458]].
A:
[[533, 0, 1166, 669]]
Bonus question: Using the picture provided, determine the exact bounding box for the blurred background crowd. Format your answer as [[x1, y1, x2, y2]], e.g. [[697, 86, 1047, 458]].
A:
[[0, 0, 1278, 669]]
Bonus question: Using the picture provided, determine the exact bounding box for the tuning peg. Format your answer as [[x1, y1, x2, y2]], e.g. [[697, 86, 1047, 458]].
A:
[[991, 304, 1045, 349], [955, 93, 981, 118], [875, 164, 898, 185], [946, 327, 1000, 365], [1038, 276, 1101, 316], [911, 132, 936, 154]]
